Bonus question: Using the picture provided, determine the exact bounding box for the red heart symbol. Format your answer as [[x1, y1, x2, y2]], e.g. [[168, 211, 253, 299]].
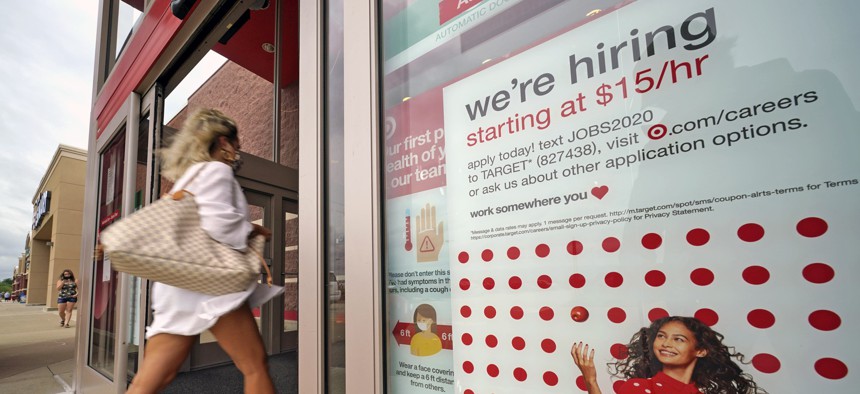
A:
[[591, 185, 609, 200]]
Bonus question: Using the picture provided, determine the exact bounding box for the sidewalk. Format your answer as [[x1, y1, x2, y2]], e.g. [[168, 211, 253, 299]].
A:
[[0, 301, 76, 393]]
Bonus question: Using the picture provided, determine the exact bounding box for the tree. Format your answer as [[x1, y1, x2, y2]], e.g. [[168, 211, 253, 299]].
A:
[[0, 278, 12, 293]]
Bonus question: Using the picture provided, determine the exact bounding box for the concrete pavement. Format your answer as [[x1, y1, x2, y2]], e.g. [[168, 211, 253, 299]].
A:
[[0, 301, 76, 393]]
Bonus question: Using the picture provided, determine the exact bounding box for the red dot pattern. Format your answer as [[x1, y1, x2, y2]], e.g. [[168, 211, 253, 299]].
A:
[[567, 240, 584, 255], [815, 358, 848, 379], [691, 268, 715, 286], [513, 367, 527, 382], [808, 310, 841, 331], [803, 263, 835, 284], [602, 237, 620, 252], [481, 249, 494, 262], [737, 223, 765, 242], [569, 274, 586, 288], [537, 275, 552, 289], [641, 233, 663, 249], [743, 265, 770, 285], [752, 353, 781, 373], [576, 375, 587, 391], [535, 244, 550, 257], [607, 307, 626, 323], [747, 309, 776, 329], [644, 270, 666, 287], [452, 218, 847, 388], [686, 228, 710, 246], [605, 272, 624, 288], [797, 217, 828, 238]]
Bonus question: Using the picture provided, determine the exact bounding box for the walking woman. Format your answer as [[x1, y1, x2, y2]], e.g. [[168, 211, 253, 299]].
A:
[[127, 108, 281, 393], [56, 269, 78, 327]]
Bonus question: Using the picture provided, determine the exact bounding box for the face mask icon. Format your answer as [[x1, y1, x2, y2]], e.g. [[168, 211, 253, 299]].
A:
[[417, 322, 430, 332]]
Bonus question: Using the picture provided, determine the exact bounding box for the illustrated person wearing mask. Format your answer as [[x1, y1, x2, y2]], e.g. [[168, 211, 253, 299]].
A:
[[410, 303, 442, 356], [56, 269, 78, 327], [571, 316, 765, 394], [127, 108, 282, 394]]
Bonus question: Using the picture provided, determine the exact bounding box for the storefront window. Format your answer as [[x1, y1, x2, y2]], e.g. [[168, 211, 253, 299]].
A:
[[380, 1, 859, 393], [90, 129, 126, 379], [325, 0, 346, 392]]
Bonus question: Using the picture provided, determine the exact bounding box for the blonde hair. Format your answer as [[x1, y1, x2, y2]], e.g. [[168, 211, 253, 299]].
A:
[[160, 108, 238, 181]]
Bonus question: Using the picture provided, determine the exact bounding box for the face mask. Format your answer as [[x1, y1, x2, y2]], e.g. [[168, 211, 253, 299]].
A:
[[417, 322, 430, 332]]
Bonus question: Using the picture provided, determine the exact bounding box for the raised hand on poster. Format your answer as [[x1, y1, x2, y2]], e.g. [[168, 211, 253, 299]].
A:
[[415, 203, 444, 263], [571, 342, 601, 394]]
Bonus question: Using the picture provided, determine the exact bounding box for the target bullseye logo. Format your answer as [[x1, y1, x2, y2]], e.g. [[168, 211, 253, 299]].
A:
[[647, 124, 668, 140]]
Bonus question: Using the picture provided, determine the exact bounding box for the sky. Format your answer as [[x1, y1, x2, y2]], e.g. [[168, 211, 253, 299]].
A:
[[0, 2, 98, 280]]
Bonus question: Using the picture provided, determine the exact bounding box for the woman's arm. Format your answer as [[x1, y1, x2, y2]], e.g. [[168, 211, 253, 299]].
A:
[[572, 342, 603, 394], [56, 280, 64, 291]]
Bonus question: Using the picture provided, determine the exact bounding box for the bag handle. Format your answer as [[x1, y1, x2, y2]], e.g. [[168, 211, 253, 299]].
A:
[[251, 247, 274, 288]]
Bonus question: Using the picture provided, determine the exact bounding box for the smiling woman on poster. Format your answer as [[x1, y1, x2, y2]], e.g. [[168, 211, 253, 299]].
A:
[[572, 316, 766, 394]]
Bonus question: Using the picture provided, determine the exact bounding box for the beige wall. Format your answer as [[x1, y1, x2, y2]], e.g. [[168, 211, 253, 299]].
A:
[[28, 149, 86, 308]]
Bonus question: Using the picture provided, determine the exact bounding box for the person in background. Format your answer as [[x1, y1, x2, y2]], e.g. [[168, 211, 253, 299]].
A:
[[127, 108, 282, 394], [56, 270, 78, 327], [572, 316, 765, 394]]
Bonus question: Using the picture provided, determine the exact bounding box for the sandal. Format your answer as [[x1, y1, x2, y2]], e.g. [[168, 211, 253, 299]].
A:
[[64, 324, 71, 328], [60, 320, 65, 326]]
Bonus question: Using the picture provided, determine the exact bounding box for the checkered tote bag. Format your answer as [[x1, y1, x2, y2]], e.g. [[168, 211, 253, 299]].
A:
[[100, 165, 272, 295]]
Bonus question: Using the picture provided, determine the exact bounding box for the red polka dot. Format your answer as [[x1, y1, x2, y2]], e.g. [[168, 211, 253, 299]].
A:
[[461, 333, 473, 345], [641, 233, 662, 249], [607, 307, 626, 323], [569, 274, 586, 288], [747, 309, 775, 329], [648, 308, 669, 322], [458, 252, 469, 263], [482, 249, 494, 261], [576, 375, 587, 391], [752, 353, 781, 373], [463, 361, 474, 373], [465, 390, 474, 394], [797, 217, 828, 238], [459, 278, 471, 290], [613, 381, 626, 393], [567, 240, 584, 255], [695, 308, 719, 326], [690, 268, 714, 286], [610, 343, 629, 359], [815, 358, 848, 379], [605, 272, 623, 288], [507, 247, 520, 260], [602, 237, 620, 252], [743, 266, 770, 285], [483, 277, 495, 290], [543, 371, 559, 386], [460, 306, 471, 318], [645, 270, 666, 287], [539, 306, 554, 321], [541, 338, 556, 353], [737, 223, 765, 242], [803, 263, 835, 284], [686, 228, 710, 246], [809, 310, 841, 331], [514, 367, 527, 382], [509, 276, 522, 290], [487, 364, 499, 377], [486, 335, 498, 348], [484, 306, 496, 319], [536, 244, 550, 257], [510, 306, 524, 320], [537, 275, 553, 289], [512, 336, 526, 350]]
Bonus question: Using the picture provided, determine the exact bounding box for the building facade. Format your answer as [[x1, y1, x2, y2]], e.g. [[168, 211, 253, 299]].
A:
[[75, 0, 858, 393]]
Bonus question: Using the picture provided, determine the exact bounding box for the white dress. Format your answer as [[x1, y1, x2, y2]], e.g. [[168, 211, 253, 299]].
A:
[[146, 161, 283, 339]]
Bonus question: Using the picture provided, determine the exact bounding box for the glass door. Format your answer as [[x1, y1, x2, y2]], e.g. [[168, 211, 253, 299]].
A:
[[282, 198, 299, 351]]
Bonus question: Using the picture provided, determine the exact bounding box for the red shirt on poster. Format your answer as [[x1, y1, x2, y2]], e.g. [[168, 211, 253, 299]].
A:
[[618, 372, 702, 394]]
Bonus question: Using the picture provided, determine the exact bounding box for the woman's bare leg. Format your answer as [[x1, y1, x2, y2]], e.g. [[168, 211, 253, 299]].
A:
[[209, 304, 275, 394], [58, 303, 66, 325], [127, 333, 196, 394], [63, 302, 75, 326]]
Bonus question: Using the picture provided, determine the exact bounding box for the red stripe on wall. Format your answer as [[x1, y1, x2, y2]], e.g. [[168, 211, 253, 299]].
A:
[[94, 0, 188, 138]]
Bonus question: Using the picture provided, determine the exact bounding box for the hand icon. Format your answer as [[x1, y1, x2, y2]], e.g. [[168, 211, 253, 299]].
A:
[[415, 203, 444, 263]]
